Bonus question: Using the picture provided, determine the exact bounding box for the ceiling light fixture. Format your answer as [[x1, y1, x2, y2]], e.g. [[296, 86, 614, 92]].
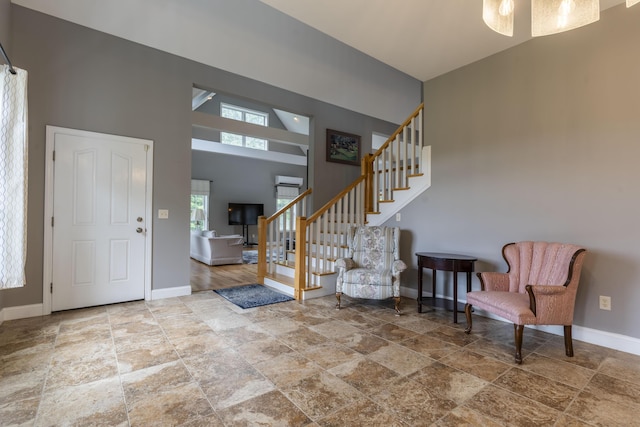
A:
[[483, 0, 603, 37]]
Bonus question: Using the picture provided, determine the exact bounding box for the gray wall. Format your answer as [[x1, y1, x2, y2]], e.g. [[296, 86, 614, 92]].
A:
[[395, 4, 640, 339], [11, 0, 422, 124], [5, 5, 401, 307], [191, 151, 307, 239], [0, 0, 9, 47]]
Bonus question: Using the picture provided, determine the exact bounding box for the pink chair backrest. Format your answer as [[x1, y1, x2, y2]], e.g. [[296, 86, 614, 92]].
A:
[[504, 241, 585, 293]]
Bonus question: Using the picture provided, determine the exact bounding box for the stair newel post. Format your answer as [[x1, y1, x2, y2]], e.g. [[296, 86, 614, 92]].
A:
[[293, 216, 308, 300], [257, 215, 267, 283]]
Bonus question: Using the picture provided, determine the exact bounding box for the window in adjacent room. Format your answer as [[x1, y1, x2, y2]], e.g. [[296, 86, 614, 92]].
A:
[[190, 180, 210, 231], [220, 103, 269, 150], [276, 185, 300, 231]]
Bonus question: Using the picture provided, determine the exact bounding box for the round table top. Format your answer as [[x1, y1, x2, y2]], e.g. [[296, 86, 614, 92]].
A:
[[415, 252, 478, 261]]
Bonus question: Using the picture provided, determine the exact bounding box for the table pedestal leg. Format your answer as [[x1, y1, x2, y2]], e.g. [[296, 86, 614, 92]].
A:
[[417, 264, 423, 313], [453, 269, 458, 323]]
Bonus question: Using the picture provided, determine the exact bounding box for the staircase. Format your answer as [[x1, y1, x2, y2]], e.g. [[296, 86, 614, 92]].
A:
[[257, 103, 430, 300]]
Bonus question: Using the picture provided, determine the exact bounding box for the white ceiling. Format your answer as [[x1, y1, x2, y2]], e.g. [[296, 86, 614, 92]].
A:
[[259, 0, 626, 81]]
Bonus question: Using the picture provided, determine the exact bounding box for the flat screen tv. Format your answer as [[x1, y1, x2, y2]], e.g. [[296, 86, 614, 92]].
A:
[[228, 203, 264, 225]]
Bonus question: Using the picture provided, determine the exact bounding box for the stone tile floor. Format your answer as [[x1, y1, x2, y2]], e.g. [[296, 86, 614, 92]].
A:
[[1, 292, 640, 426]]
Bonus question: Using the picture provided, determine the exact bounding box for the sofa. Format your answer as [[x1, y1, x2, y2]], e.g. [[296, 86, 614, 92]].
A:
[[190, 230, 245, 265]]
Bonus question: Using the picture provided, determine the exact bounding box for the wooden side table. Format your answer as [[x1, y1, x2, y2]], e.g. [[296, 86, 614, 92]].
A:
[[416, 252, 477, 323]]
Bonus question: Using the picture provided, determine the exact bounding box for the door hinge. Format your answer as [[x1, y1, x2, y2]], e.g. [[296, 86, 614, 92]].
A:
[[50, 283, 53, 293], [51, 217, 54, 227], [144, 144, 149, 152], [53, 150, 55, 161]]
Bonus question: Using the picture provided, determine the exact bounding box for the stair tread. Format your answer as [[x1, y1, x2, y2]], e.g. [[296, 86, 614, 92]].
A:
[[267, 260, 336, 276], [265, 272, 295, 287], [265, 272, 324, 291]]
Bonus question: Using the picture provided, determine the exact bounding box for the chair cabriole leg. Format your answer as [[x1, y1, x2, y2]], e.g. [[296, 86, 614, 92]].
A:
[[564, 325, 574, 357], [464, 303, 473, 334], [393, 297, 401, 315], [514, 324, 524, 364], [335, 293, 341, 310]]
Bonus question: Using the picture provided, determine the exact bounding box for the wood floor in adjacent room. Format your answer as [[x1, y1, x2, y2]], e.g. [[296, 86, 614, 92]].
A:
[[190, 257, 258, 292]]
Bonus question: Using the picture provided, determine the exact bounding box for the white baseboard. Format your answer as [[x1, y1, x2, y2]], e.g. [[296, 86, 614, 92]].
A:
[[150, 285, 192, 300], [0, 303, 45, 325], [0, 286, 193, 325], [2, 287, 637, 356], [400, 285, 640, 357]]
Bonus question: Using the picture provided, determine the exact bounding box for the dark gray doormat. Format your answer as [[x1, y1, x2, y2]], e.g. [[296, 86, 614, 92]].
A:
[[214, 284, 294, 309]]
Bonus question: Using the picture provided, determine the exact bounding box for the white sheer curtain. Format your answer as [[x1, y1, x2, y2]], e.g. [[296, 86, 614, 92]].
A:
[[0, 64, 28, 288]]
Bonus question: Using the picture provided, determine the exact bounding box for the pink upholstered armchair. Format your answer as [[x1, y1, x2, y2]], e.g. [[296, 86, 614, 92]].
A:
[[464, 241, 586, 364], [335, 226, 406, 313]]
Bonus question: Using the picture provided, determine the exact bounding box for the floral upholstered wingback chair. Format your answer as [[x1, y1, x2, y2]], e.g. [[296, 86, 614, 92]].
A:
[[335, 225, 407, 313], [465, 241, 586, 364]]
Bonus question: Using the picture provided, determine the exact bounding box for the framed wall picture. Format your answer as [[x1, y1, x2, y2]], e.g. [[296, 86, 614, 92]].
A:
[[326, 129, 361, 166]]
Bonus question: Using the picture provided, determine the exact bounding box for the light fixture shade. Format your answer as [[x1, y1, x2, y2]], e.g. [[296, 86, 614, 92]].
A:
[[483, 0, 514, 37], [191, 208, 206, 222], [532, 0, 600, 37], [628, 0, 640, 7]]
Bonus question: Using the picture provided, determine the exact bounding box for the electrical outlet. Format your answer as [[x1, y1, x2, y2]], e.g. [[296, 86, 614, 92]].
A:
[[395, 213, 401, 222], [158, 209, 169, 219], [599, 295, 611, 311]]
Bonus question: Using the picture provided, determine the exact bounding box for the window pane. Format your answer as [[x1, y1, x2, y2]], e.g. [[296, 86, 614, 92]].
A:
[[245, 112, 266, 126], [221, 132, 243, 146], [221, 106, 242, 121], [246, 137, 267, 150]]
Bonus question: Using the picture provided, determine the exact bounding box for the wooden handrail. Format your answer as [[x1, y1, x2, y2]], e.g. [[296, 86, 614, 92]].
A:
[[372, 102, 423, 158], [264, 188, 312, 225], [306, 176, 366, 224], [258, 187, 312, 284]]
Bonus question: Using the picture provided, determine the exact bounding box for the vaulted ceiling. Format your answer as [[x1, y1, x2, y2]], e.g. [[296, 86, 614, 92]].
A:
[[260, 0, 626, 81]]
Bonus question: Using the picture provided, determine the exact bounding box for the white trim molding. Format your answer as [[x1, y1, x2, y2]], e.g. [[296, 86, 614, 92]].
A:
[[192, 138, 307, 166], [401, 285, 640, 356], [0, 304, 44, 325], [43, 126, 154, 314], [150, 285, 192, 300]]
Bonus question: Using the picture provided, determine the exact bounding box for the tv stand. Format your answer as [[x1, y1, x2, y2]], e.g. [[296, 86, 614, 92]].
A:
[[241, 225, 257, 246]]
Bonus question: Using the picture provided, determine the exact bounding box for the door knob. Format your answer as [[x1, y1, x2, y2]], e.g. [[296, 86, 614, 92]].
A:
[[136, 227, 143, 233], [137, 217, 143, 222]]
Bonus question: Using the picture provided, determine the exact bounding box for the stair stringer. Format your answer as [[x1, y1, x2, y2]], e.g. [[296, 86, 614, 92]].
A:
[[367, 146, 431, 226]]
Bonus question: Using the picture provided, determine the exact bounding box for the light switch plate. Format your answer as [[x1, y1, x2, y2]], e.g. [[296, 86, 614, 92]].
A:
[[158, 209, 169, 219]]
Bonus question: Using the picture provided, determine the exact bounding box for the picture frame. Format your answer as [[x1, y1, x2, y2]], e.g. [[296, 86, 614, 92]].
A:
[[326, 129, 361, 166]]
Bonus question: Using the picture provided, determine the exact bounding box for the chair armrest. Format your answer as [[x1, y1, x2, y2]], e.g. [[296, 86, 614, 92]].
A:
[[525, 284, 571, 321], [477, 272, 509, 292], [226, 237, 245, 246], [392, 260, 407, 275], [335, 258, 355, 270], [528, 284, 568, 296]]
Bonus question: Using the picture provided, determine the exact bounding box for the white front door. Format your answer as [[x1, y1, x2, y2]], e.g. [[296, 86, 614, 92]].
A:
[[49, 129, 151, 311]]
